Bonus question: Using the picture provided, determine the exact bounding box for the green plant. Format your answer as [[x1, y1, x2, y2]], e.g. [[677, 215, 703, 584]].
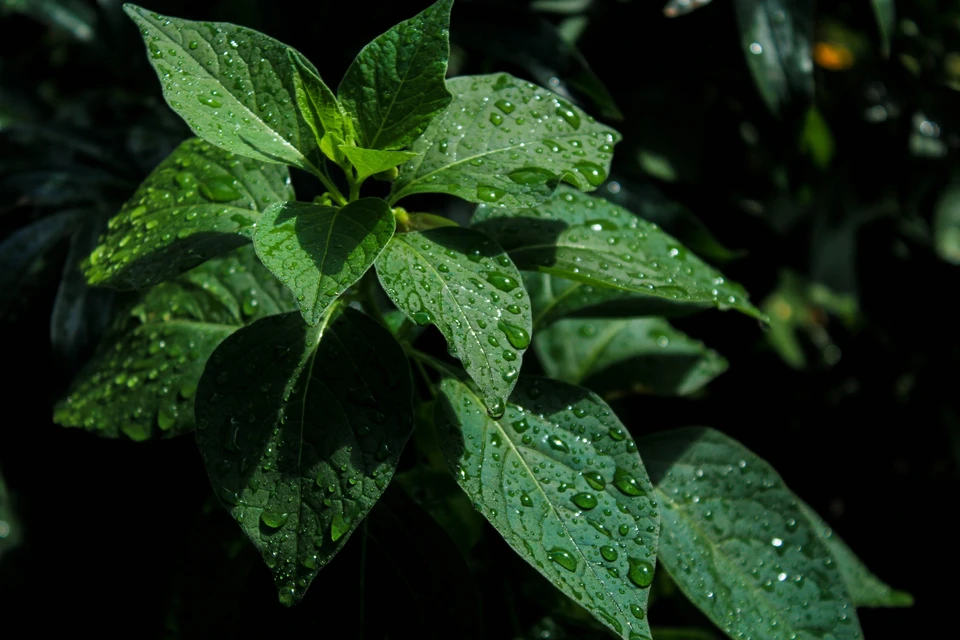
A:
[[49, 2, 911, 638]]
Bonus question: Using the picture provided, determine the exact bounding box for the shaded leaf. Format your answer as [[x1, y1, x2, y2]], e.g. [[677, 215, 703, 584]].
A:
[[195, 308, 413, 605], [54, 248, 292, 440], [124, 5, 324, 172], [3, 0, 97, 41], [375, 227, 532, 417], [733, 0, 815, 115], [338, 0, 454, 150], [535, 317, 727, 396], [436, 376, 660, 640], [390, 73, 620, 208], [871, 0, 895, 57], [934, 181, 960, 265], [0, 465, 19, 557], [288, 51, 354, 165], [339, 146, 419, 183], [253, 199, 395, 325], [473, 187, 764, 321], [641, 428, 864, 640], [796, 502, 913, 608], [84, 137, 293, 289]]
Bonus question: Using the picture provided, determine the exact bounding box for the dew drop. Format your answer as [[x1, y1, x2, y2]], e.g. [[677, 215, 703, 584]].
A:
[[627, 557, 654, 588], [547, 548, 577, 572], [571, 492, 598, 510]]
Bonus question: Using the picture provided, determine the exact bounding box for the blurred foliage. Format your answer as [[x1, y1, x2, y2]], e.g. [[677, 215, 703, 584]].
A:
[[0, 0, 953, 637]]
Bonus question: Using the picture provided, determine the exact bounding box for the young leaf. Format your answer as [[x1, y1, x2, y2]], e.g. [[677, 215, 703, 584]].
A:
[[535, 317, 727, 397], [288, 51, 354, 165], [436, 377, 660, 640], [796, 502, 913, 608], [123, 4, 323, 172], [195, 308, 413, 605], [84, 137, 293, 289], [733, 0, 814, 115], [525, 273, 711, 329], [473, 187, 765, 321], [253, 199, 395, 325], [640, 428, 864, 640], [55, 248, 293, 440], [375, 227, 532, 417], [338, 0, 454, 150], [339, 146, 419, 183], [390, 73, 620, 208]]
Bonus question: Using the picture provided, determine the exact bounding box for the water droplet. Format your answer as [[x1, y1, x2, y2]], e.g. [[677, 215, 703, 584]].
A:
[[260, 511, 289, 529], [476, 185, 506, 202], [497, 320, 530, 349], [574, 161, 607, 187], [508, 167, 555, 186], [411, 310, 434, 325], [198, 96, 222, 108], [555, 102, 581, 129], [520, 492, 534, 508], [488, 398, 505, 419], [627, 557, 654, 588], [630, 604, 646, 620], [486, 272, 519, 292], [489, 113, 503, 126], [583, 470, 606, 491], [613, 468, 646, 496], [547, 548, 577, 572], [548, 436, 569, 453], [571, 492, 598, 510], [495, 99, 516, 114], [199, 176, 241, 202], [600, 545, 619, 562], [188, 40, 198, 50], [511, 419, 529, 433]]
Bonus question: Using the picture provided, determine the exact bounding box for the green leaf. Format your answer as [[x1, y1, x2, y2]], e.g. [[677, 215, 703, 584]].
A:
[[535, 317, 727, 397], [871, 0, 895, 57], [84, 137, 293, 289], [55, 247, 293, 440], [195, 308, 413, 605], [253, 199, 395, 325], [473, 187, 765, 321], [934, 181, 960, 265], [390, 73, 620, 208], [733, 0, 814, 115], [123, 4, 323, 172], [525, 273, 711, 329], [796, 502, 913, 608], [640, 428, 864, 640], [436, 377, 660, 640], [288, 50, 354, 165], [375, 227, 532, 417], [338, 0, 454, 150], [339, 146, 419, 183]]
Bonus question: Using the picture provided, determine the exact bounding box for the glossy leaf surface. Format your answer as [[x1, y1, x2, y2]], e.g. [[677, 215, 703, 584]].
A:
[[641, 428, 863, 640], [253, 199, 395, 325], [195, 308, 413, 604], [84, 137, 293, 289], [390, 73, 620, 208], [375, 227, 532, 417], [437, 377, 660, 640]]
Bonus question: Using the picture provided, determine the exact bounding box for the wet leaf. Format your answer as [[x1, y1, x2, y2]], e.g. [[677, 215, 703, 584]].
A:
[[797, 502, 913, 608], [641, 428, 864, 640], [339, 146, 419, 183], [54, 247, 293, 440], [195, 308, 413, 605], [535, 317, 727, 396], [473, 186, 764, 321], [375, 227, 532, 417], [390, 73, 620, 208], [253, 199, 395, 325], [733, 0, 815, 115], [288, 50, 354, 165], [84, 137, 293, 289], [338, 0, 453, 150], [124, 4, 324, 172], [436, 376, 660, 640]]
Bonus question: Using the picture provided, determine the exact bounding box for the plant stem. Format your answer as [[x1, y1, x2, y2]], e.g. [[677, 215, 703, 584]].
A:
[[311, 161, 346, 205]]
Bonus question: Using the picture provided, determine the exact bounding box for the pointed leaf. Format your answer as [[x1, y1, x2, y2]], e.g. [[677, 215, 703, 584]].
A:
[[640, 428, 864, 640], [733, 0, 814, 115], [391, 73, 620, 208], [525, 272, 711, 329], [796, 502, 913, 608], [535, 317, 727, 396], [253, 198, 395, 325], [338, 0, 453, 150], [871, 0, 895, 58], [339, 146, 419, 182], [288, 50, 354, 165], [55, 247, 293, 440], [195, 308, 413, 605], [375, 227, 532, 417], [123, 4, 323, 172], [436, 377, 660, 640], [473, 187, 765, 321], [84, 137, 293, 289]]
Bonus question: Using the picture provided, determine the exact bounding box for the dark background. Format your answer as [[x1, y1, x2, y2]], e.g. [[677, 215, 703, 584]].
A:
[[0, 0, 952, 637]]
